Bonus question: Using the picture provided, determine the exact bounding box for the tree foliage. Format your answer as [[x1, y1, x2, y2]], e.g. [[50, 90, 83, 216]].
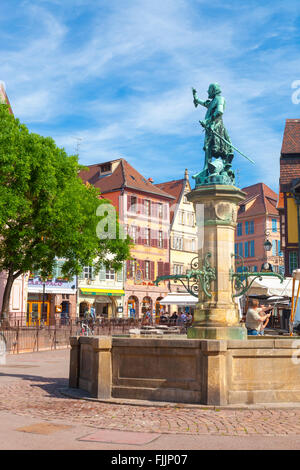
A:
[[0, 104, 132, 317]]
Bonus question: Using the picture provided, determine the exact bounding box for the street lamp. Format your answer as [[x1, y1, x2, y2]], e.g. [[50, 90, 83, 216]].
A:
[[264, 229, 272, 252], [263, 239, 272, 252]]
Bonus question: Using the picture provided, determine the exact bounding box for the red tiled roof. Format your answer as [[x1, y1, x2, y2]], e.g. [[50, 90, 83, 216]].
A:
[[281, 119, 300, 155], [276, 192, 284, 210], [79, 159, 175, 200], [238, 183, 279, 217], [280, 158, 300, 188]]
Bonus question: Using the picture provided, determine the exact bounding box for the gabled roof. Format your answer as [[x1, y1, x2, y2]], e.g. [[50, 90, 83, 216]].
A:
[[239, 183, 279, 217], [281, 119, 300, 155], [155, 178, 187, 223], [79, 158, 175, 200]]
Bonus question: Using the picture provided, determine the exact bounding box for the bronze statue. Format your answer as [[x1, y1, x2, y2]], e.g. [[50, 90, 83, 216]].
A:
[[192, 83, 254, 186]]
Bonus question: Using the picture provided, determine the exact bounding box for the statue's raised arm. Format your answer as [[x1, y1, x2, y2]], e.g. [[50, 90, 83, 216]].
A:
[[192, 88, 210, 108]]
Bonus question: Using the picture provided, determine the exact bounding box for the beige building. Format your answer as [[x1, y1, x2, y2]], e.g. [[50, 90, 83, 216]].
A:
[[156, 170, 198, 313]]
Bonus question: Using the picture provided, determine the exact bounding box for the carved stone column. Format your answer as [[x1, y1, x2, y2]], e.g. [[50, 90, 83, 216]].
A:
[[187, 184, 247, 340]]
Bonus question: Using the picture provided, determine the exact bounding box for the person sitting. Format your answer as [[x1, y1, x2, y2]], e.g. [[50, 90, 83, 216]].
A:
[[170, 311, 178, 325], [245, 299, 271, 336]]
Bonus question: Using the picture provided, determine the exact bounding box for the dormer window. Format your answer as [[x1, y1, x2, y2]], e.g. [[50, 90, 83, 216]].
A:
[[100, 163, 112, 173]]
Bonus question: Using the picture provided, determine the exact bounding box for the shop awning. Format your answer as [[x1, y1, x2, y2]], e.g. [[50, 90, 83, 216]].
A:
[[80, 288, 125, 296], [159, 293, 198, 306], [246, 277, 296, 298]]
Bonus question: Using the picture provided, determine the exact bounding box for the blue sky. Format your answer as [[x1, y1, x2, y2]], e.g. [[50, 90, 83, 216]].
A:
[[1, 0, 300, 192]]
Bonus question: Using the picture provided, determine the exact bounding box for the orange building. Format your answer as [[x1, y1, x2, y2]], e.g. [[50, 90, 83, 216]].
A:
[[79, 158, 175, 319], [235, 183, 284, 274]]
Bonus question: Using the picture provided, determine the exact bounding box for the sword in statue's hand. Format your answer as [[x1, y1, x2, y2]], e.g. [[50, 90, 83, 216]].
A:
[[199, 120, 255, 165]]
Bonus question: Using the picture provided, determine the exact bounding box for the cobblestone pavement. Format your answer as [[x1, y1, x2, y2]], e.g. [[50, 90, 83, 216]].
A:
[[0, 349, 300, 438]]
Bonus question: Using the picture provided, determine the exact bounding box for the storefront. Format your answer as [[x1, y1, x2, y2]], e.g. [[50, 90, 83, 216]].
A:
[[27, 275, 77, 326], [79, 288, 125, 319]]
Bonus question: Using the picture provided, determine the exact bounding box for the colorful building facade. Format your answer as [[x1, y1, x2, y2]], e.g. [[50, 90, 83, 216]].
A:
[[156, 169, 198, 312], [235, 183, 284, 274], [278, 119, 300, 276], [79, 158, 174, 319]]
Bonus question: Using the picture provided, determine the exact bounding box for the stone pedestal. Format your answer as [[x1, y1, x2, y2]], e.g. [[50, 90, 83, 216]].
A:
[[187, 184, 247, 340]]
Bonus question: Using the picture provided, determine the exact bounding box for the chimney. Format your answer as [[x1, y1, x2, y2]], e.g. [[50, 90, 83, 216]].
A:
[[148, 177, 154, 183]]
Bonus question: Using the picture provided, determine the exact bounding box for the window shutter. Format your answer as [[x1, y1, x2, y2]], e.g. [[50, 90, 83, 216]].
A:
[[137, 226, 142, 245], [158, 262, 164, 277], [150, 261, 155, 281], [99, 265, 106, 281], [117, 267, 123, 282], [163, 232, 168, 249], [163, 263, 170, 276], [163, 203, 168, 221], [126, 260, 132, 278], [78, 267, 84, 280]]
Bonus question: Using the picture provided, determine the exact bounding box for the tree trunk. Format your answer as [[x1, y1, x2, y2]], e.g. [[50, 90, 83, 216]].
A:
[[1, 272, 14, 321], [1, 269, 22, 323]]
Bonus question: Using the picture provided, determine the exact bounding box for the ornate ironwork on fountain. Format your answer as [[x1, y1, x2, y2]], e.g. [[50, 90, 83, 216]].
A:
[[154, 253, 216, 299], [230, 254, 284, 298]]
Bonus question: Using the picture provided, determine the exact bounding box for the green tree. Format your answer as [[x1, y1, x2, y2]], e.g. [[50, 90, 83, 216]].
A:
[[0, 104, 132, 320]]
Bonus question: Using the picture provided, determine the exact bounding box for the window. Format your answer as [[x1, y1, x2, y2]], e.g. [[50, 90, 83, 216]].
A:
[[158, 231, 163, 248], [158, 203, 163, 218], [131, 226, 137, 243], [106, 268, 115, 280], [250, 221, 254, 234], [173, 264, 183, 275], [244, 241, 249, 258], [130, 196, 137, 212], [191, 239, 196, 252], [237, 223, 242, 236], [131, 260, 136, 279], [272, 219, 277, 233], [173, 236, 183, 250], [144, 200, 151, 216], [100, 163, 112, 173], [145, 228, 151, 245], [289, 251, 298, 273], [250, 240, 255, 257], [145, 261, 150, 279], [83, 266, 93, 279], [245, 221, 249, 235]]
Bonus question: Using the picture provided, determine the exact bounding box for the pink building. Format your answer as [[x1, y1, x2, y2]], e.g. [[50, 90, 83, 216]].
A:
[[235, 183, 284, 274]]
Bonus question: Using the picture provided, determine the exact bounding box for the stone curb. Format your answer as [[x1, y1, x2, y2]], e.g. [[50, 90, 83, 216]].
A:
[[59, 388, 300, 411]]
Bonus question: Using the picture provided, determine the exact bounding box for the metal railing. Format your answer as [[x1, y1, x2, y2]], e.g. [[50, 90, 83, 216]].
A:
[[0, 317, 191, 354]]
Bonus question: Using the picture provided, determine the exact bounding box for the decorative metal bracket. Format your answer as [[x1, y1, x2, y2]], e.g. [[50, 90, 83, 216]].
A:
[[230, 254, 284, 297], [154, 253, 216, 298]]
